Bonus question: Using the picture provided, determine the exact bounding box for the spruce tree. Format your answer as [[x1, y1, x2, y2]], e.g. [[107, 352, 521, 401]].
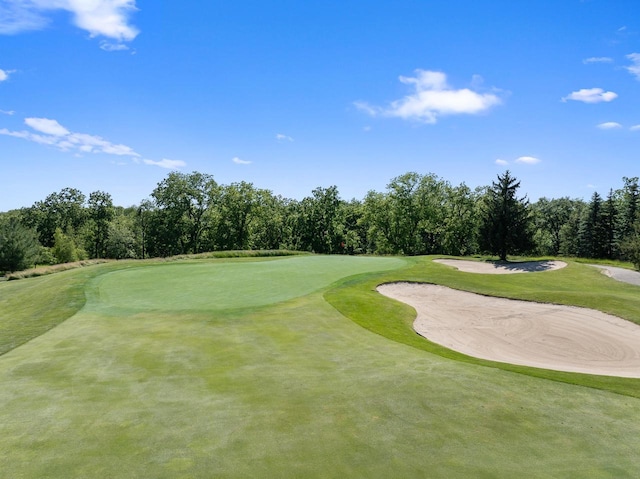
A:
[[479, 171, 533, 261]]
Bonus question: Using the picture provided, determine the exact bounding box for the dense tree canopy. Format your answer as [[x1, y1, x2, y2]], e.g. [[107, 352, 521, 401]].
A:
[[2, 169, 640, 273]]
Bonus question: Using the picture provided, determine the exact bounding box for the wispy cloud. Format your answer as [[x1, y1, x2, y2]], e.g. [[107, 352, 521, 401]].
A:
[[355, 69, 502, 124], [276, 133, 294, 142], [232, 157, 251, 165], [142, 159, 186, 169], [0, 68, 15, 81], [515, 156, 541, 165], [562, 88, 617, 103], [1, 116, 140, 157], [1, 115, 182, 168], [582, 57, 613, 64], [625, 53, 640, 80], [99, 41, 129, 52], [0, 109, 15, 115], [630, 125, 640, 131], [25, 117, 69, 136], [0, 0, 139, 44], [495, 156, 540, 166], [597, 121, 623, 130], [0, 1, 47, 34]]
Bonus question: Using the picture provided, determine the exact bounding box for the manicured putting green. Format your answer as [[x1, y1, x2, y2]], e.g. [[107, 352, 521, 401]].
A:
[[89, 255, 406, 312]]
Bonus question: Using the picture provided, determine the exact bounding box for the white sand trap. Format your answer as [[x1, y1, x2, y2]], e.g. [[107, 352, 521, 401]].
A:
[[377, 283, 640, 378], [434, 258, 567, 274]]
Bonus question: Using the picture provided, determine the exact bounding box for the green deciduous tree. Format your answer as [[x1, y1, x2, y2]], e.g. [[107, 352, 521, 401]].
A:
[[362, 172, 449, 255], [618, 177, 639, 241], [620, 223, 640, 270], [214, 181, 258, 250], [105, 215, 137, 259], [441, 183, 479, 256], [532, 197, 578, 256], [25, 188, 87, 248], [52, 227, 86, 264], [150, 171, 218, 255], [87, 191, 115, 258]]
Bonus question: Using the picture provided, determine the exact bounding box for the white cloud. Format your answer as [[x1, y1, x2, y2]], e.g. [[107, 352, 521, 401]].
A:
[[142, 159, 186, 169], [232, 157, 251, 165], [276, 133, 294, 142], [597, 121, 623, 130], [0, 0, 139, 43], [625, 53, 640, 80], [355, 69, 502, 124], [630, 125, 640, 131], [495, 159, 508, 166], [1, 116, 141, 158], [0, 1, 48, 34], [515, 156, 541, 165], [25, 117, 69, 136], [99, 41, 129, 51], [0, 109, 15, 115], [582, 57, 613, 64], [562, 88, 617, 103], [0, 69, 8, 81]]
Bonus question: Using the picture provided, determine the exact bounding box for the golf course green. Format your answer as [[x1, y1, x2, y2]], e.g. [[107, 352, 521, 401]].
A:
[[1, 254, 640, 477]]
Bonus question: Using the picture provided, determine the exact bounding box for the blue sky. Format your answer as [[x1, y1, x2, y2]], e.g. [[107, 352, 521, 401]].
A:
[[1, 0, 639, 211]]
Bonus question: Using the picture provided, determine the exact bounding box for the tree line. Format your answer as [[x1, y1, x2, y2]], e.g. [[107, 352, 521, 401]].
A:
[[1, 170, 640, 273]]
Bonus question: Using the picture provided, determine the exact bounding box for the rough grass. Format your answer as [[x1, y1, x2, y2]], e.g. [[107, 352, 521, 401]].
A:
[[2, 255, 640, 477], [0, 262, 124, 355], [3, 259, 111, 281]]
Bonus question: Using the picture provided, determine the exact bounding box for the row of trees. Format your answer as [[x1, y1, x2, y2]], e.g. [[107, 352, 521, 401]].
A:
[[2, 170, 640, 273]]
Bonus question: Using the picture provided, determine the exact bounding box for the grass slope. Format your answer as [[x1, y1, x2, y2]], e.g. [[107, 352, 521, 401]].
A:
[[1, 255, 640, 477]]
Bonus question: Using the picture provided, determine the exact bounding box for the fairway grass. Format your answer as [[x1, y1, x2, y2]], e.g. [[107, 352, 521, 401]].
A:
[[2, 255, 640, 477]]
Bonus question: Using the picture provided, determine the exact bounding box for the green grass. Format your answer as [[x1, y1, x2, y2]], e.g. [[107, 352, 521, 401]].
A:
[[0, 261, 124, 355], [2, 255, 640, 477], [88, 255, 406, 313], [325, 256, 640, 398]]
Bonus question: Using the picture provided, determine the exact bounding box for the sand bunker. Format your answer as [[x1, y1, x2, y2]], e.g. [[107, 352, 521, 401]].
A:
[[434, 259, 567, 274], [377, 283, 640, 378]]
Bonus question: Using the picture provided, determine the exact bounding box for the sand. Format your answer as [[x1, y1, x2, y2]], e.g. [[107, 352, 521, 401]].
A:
[[434, 258, 567, 274], [377, 282, 640, 378]]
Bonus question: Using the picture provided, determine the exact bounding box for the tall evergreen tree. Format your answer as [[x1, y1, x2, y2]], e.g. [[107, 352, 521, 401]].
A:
[[478, 170, 533, 261], [0, 217, 41, 273], [601, 189, 618, 259], [578, 192, 607, 258]]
